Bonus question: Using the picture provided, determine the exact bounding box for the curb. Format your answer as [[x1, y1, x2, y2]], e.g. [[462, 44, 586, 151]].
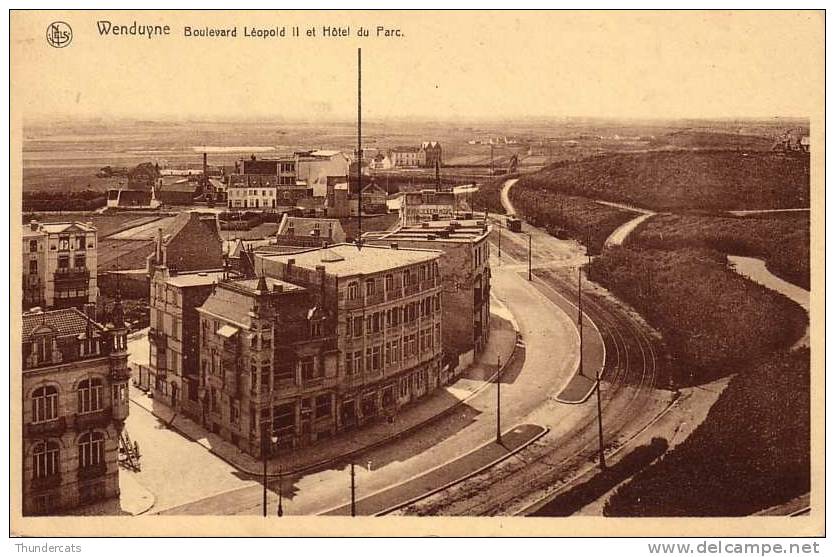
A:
[[375, 424, 550, 516], [129, 316, 523, 480]]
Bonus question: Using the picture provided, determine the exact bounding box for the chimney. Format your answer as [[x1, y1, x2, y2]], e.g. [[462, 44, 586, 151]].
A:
[[29, 219, 38, 231], [156, 227, 164, 264], [285, 258, 295, 280], [390, 243, 398, 250], [272, 284, 284, 293]]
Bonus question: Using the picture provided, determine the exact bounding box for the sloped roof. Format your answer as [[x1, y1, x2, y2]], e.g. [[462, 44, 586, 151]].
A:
[[22, 308, 102, 340], [277, 215, 346, 240]]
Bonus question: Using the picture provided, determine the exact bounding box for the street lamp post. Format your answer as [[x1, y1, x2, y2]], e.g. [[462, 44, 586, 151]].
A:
[[496, 355, 502, 445], [277, 461, 284, 517], [350, 462, 357, 517], [261, 424, 278, 517]]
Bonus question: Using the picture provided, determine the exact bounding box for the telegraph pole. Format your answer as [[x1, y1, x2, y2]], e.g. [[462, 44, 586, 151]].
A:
[[579, 268, 606, 470], [496, 355, 502, 444], [261, 423, 268, 517], [350, 462, 357, 516], [497, 219, 502, 260], [527, 233, 532, 281]]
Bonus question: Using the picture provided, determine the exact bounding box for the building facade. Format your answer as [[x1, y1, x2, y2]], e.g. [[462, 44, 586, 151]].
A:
[[147, 268, 225, 418], [21, 307, 130, 515], [295, 150, 351, 198], [196, 276, 339, 456], [368, 219, 491, 372], [400, 190, 456, 225], [389, 146, 425, 168], [22, 221, 98, 311], [257, 244, 445, 444], [421, 141, 443, 168]]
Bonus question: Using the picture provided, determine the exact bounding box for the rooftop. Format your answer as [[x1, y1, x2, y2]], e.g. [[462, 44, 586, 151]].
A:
[[231, 276, 304, 294], [23, 221, 96, 237], [23, 308, 103, 340], [378, 219, 491, 243], [259, 242, 440, 277], [164, 270, 226, 288]]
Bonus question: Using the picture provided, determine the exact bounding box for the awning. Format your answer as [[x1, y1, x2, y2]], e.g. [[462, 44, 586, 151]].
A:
[[217, 325, 239, 339]]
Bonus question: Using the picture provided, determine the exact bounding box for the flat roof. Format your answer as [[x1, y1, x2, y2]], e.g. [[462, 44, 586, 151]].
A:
[[231, 276, 304, 293], [165, 270, 225, 288], [259, 243, 440, 277], [378, 220, 491, 243]]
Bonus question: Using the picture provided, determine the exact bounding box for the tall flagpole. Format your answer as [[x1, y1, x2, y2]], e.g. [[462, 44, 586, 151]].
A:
[[356, 48, 362, 242]]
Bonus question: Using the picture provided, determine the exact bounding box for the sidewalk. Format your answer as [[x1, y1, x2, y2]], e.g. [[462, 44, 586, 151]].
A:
[[64, 468, 156, 516], [129, 303, 520, 479]]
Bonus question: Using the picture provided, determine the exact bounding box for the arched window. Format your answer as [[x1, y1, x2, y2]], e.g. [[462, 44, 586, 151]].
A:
[[33, 441, 60, 479], [77, 378, 103, 414], [32, 385, 59, 423], [78, 431, 105, 469]]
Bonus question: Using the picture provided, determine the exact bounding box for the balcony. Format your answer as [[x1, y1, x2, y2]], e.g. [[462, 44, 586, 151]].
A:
[[421, 279, 437, 291], [365, 291, 385, 306], [53, 267, 90, 282], [110, 365, 131, 381], [31, 473, 62, 491], [343, 296, 363, 310], [77, 462, 107, 480], [149, 329, 168, 350], [404, 283, 420, 297], [74, 407, 113, 431], [385, 287, 403, 302], [25, 417, 67, 437]]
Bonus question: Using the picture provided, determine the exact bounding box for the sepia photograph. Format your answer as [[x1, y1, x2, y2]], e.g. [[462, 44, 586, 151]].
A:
[[8, 8, 825, 539]]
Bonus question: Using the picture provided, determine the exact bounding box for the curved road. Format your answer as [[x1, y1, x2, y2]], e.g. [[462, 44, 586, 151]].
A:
[[401, 180, 668, 516]]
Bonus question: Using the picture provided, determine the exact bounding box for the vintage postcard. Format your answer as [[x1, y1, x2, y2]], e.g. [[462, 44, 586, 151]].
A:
[[9, 9, 825, 538]]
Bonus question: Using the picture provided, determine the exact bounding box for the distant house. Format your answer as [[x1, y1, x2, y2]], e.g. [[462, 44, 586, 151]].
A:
[[276, 215, 347, 247], [421, 141, 443, 168], [369, 153, 393, 170], [390, 146, 425, 168], [360, 183, 389, 214], [106, 188, 160, 209]]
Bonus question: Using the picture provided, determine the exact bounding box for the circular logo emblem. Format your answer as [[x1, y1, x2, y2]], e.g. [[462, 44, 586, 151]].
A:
[[46, 21, 72, 48]]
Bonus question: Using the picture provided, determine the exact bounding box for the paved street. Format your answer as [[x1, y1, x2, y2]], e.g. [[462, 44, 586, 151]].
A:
[[153, 249, 584, 515]]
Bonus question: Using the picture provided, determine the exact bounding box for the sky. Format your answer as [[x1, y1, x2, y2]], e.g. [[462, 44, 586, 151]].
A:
[[11, 10, 824, 122]]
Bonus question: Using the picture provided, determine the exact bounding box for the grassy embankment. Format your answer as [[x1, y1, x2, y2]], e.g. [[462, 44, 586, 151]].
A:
[[504, 148, 811, 515], [519, 150, 809, 212], [604, 348, 809, 516]]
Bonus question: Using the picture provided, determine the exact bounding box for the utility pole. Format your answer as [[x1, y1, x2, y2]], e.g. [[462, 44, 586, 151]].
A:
[[496, 355, 502, 444], [350, 462, 357, 516], [356, 47, 363, 242], [579, 268, 606, 470], [527, 233, 532, 281], [497, 219, 502, 260]]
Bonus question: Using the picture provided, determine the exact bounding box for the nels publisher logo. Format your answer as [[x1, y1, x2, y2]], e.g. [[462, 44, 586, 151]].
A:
[[46, 21, 72, 48]]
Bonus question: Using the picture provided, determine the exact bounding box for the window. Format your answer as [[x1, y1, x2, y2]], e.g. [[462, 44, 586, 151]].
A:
[[372, 346, 382, 370], [399, 377, 408, 398], [345, 352, 354, 375], [76, 235, 86, 251], [385, 274, 394, 291], [353, 351, 363, 374], [74, 254, 86, 269], [57, 256, 69, 269], [366, 280, 376, 296], [58, 235, 70, 251], [32, 441, 60, 479], [365, 315, 372, 333], [273, 403, 295, 436], [347, 282, 359, 301], [300, 357, 317, 381], [392, 339, 400, 363], [260, 365, 270, 392], [311, 320, 322, 338], [315, 395, 331, 419], [31, 386, 59, 423], [365, 348, 373, 372], [372, 312, 381, 333], [29, 260, 38, 274], [78, 431, 105, 469], [77, 378, 103, 414], [346, 317, 352, 337], [385, 342, 391, 365], [29, 240, 38, 253], [353, 316, 363, 337]]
